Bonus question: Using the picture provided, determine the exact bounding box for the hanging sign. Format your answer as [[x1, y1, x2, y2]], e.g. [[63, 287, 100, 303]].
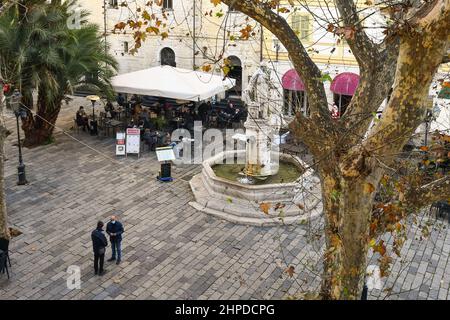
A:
[[126, 128, 141, 157]]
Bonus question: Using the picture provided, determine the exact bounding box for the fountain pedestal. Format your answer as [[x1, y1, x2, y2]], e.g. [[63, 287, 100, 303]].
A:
[[234, 112, 279, 179]]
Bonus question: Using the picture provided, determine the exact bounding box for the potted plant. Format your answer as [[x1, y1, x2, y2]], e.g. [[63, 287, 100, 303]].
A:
[[152, 116, 167, 130]]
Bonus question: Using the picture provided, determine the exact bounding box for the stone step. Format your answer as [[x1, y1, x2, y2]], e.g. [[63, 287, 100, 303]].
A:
[[198, 172, 321, 212], [189, 201, 306, 227]]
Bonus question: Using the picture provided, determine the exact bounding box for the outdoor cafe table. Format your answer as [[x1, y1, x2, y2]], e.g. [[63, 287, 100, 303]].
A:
[[104, 119, 123, 137], [171, 117, 184, 129]]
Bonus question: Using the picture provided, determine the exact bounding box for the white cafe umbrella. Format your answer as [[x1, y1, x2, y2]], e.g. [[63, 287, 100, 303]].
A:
[[112, 65, 236, 102]]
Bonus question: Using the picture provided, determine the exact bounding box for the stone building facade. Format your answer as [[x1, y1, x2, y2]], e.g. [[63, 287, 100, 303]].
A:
[[77, 0, 449, 129], [78, 0, 263, 99]]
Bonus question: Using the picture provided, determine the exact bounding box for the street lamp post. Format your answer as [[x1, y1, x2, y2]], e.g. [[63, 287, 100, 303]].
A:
[[10, 90, 27, 185], [86, 95, 100, 136]]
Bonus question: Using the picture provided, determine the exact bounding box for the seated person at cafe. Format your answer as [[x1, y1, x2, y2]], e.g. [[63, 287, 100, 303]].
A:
[[105, 101, 117, 119], [226, 100, 238, 115], [164, 103, 174, 121], [76, 106, 89, 131], [137, 120, 145, 140], [161, 132, 171, 147], [133, 103, 142, 123], [189, 110, 198, 131], [140, 109, 150, 121], [130, 94, 140, 105], [143, 117, 154, 130], [143, 129, 158, 151]]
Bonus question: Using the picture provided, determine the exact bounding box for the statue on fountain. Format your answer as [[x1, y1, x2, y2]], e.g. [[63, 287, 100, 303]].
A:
[[189, 63, 322, 225], [234, 62, 282, 180]]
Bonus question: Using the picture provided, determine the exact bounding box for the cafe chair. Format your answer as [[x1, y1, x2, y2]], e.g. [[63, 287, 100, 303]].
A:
[[0, 238, 11, 267], [73, 118, 84, 133], [0, 251, 9, 279]]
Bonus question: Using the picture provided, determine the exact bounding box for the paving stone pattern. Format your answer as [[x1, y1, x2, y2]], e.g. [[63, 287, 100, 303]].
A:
[[0, 97, 449, 300]]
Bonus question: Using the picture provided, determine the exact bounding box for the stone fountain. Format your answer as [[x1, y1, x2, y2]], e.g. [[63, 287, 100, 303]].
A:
[[189, 63, 322, 226]]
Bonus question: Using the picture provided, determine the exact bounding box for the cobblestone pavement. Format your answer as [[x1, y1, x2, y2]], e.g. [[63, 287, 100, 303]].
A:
[[0, 97, 449, 300]]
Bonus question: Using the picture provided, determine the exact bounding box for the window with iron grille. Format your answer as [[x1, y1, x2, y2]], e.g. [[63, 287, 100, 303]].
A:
[[109, 0, 118, 8], [163, 0, 173, 10]]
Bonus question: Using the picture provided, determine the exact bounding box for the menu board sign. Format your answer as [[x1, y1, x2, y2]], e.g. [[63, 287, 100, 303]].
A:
[[126, 128, 140, 156]]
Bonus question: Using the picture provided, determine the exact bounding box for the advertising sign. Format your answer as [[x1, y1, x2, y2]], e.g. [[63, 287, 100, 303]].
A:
[[116, 132, 126, 156], [126, 128, 141, 156]]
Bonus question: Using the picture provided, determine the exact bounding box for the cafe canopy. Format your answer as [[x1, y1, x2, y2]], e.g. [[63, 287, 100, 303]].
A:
[[330, 72, 360, 96], [111, 65, 236, 102], [282, 69, 305, 91]]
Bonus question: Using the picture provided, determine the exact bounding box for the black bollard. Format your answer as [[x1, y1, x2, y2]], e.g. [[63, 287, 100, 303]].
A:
[[361, 283, 368, 300]]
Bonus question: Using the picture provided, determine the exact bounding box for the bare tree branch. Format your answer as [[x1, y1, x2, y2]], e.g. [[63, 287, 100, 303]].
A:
[[335, 0, 379, 67], [341, 40, 399, 144]]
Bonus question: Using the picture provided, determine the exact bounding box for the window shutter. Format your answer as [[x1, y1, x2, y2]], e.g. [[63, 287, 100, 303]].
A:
[[300, 15, 310, 41], [291, 13, 301, 36]]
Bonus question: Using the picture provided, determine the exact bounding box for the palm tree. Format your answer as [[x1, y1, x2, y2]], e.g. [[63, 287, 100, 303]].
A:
[[0, 0, 118, 146], [22, 22, 118, 146]]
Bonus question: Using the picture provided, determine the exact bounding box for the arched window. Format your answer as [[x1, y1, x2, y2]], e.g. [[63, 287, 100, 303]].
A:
[[160, 47, 176, 67], [330, 72, 360, 117], [281, 69, 309, 117], [226, 56, 242, 97]]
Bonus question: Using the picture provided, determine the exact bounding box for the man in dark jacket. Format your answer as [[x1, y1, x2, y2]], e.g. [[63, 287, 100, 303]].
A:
[[106, 216, 124, 265], [198, 102, 208, 124], [117, 93, 125, 107], [91, 221, 108, 276]]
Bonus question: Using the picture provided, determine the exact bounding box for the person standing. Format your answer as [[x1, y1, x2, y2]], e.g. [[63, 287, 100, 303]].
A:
[[106, 216, 124, 265], [91, 221, 108, 276], [198, 102, 209, 124], [117, 93, 125, 107]]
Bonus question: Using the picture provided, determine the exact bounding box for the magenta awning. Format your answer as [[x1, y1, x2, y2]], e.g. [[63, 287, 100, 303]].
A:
[[330, 72, 360, 96], [282, 69, 305, 91]]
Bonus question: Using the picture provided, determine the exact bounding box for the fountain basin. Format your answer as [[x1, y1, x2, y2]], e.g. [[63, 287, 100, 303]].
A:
[[189, 150, 322, 226], [212, 161, 303, 185]]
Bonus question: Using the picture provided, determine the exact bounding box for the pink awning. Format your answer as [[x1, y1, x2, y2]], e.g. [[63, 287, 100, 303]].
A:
[[330, 72, 360, 96], [282, 69, 305, 91]]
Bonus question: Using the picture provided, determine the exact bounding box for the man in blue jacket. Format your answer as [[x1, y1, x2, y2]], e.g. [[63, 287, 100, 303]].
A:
[[91, 221, 108, 276], [106, 215, 124, 265]]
